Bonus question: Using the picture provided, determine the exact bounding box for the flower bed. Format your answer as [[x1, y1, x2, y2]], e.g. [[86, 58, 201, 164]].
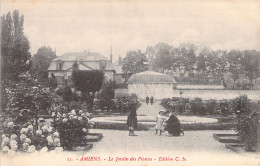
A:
[[1, 121, 63, 155], [52, 109, 94, 150]]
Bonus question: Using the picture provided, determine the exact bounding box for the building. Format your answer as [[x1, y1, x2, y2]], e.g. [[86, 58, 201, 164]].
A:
[[113, 56, 125, 84], [47, 51, 115, 87], [128, 71, 177, 100]]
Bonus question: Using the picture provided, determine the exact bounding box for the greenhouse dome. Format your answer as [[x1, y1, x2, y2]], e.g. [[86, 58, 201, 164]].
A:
[[128, 71, 176, 100], [128, 71, 176, 84]]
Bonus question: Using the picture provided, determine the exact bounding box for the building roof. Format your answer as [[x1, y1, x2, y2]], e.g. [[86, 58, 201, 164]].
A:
[[52, 52, 109, 62], [128, 71, 177, 84], [112, 60, 123, 74], [48, 51, 114, 71]]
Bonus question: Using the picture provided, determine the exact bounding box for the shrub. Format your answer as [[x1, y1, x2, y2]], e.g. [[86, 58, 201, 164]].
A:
[[233, 95, 259, 152], [236, 112, 259, 152], [5, 85, 55, 125], [99, 81, 116, 111], [205, 99, 217, 115], [190, 98, 207, 115], [114, 96, 140, 113], [1, 120, 63, 154], [69, 100, 82, 110], [56, 86, 73, 103], [52, 110, 93, 150]]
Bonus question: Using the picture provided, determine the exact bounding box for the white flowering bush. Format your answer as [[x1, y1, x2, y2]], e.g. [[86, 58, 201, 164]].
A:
[[1, 121, 63, 154], [52, 109, 93, 150]]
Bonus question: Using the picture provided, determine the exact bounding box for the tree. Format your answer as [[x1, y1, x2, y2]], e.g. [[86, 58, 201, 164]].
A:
[[150, 43, 174, 72], [72, 70, 104, 112], [225, 50, 243, 88], [173, 43, 197, 77], [99, 80, 116, 111], [1, 10, 31, 84], [122, 50, 148, 81], [209, 50, 228, 83], [241, 50, 260, 89], [48, 72, 58, 89], [31, 46, 57, 80]]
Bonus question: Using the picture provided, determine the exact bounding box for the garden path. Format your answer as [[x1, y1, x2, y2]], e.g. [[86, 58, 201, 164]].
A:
[[10, 130, 258, 166], [136, 101, 165, 116]]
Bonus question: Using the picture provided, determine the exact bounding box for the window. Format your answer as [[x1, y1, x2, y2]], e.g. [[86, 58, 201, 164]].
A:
[[100, 61, 106, 70], [57, 61, 63, 70]]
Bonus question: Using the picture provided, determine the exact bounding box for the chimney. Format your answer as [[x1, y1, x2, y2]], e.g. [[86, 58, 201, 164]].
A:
[[110, 46, 113, 62], [119, 56, 122, 65]]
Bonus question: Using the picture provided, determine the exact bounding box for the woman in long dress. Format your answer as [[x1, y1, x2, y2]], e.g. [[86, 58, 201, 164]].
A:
[[127, 104, 137, 136]]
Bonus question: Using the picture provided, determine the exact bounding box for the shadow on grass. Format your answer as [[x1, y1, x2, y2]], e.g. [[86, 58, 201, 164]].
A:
[[92, 122, 150, 131], [92, 122, 236, 131]]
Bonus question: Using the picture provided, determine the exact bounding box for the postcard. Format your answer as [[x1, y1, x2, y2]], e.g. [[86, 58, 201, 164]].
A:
[[1, 0, 259, 166]]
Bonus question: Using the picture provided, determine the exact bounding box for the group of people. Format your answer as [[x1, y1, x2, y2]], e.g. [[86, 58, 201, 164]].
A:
[[127, 104, 184, 137], [146, 96, 154, 105], [155, 110, 184, 136]]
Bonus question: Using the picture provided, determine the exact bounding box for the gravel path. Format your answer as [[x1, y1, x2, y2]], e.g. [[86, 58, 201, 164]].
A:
[[2, 129, 259, 166], [137, 101, 163, 116]]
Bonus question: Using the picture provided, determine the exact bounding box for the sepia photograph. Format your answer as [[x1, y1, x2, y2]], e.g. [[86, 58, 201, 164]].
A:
[[0, 0, 260, 166]]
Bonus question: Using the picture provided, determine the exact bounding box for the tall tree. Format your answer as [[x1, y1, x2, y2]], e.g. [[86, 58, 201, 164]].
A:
[[173, 43, 197, 77], [99, 80, 116, 111], [122, 50, 148, 81], [225, 49, 243, 88], [1, 10, 31, 84], [31, 46, 57, 80], [150, 43, 174, 72], [241, 50, 260, 89], [206, 50, 228, 83], [72, 70, 104, 112]]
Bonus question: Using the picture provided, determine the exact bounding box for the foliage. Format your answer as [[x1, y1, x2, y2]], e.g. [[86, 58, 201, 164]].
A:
[[114, 95, 141, 113], [31, 46, 57, 80], [145, 42, 259, 87], [225, 50, 243, 88], [6, 85, 53, 124], [48, 72, 58, 89], [72, 70, 104, 111], [1, 120, 63, 154], [161, 97, 225, 116], [205, 99, 217, 115], [231, 95, 251, 115], [150, 43, 174, 72], [56, 86, 73, 103], [122, 50, 148, 81], [52, 110, 93, 150], [232, 95, 259, 152], [189, 98, 207, 115], [1, 10, 31, 83], [160, 97, 189, 113], [68, 100, 83, 111], [241, 50, 260, 89], [99, 81, 116, 111], [236, 113, 258, 152]]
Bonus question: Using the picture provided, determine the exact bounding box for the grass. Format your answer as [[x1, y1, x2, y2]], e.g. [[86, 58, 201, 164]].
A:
[[92, 121, 236, 131]]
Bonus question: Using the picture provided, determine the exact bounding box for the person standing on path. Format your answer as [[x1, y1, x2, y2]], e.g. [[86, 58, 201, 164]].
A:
[[150, 96, 154, 105], [146, 96, 149, 105], [127, 104, 138, 136]]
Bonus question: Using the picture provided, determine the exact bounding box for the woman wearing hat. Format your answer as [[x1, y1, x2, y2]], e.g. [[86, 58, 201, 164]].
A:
[[127, 104, 138, 136]]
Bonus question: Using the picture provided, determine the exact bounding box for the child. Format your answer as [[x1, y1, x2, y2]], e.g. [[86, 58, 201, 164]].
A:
[[155, 110, 165, 135]]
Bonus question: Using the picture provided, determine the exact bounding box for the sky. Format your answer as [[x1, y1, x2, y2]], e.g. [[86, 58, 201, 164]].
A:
[[1, 0, 260, 61]]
